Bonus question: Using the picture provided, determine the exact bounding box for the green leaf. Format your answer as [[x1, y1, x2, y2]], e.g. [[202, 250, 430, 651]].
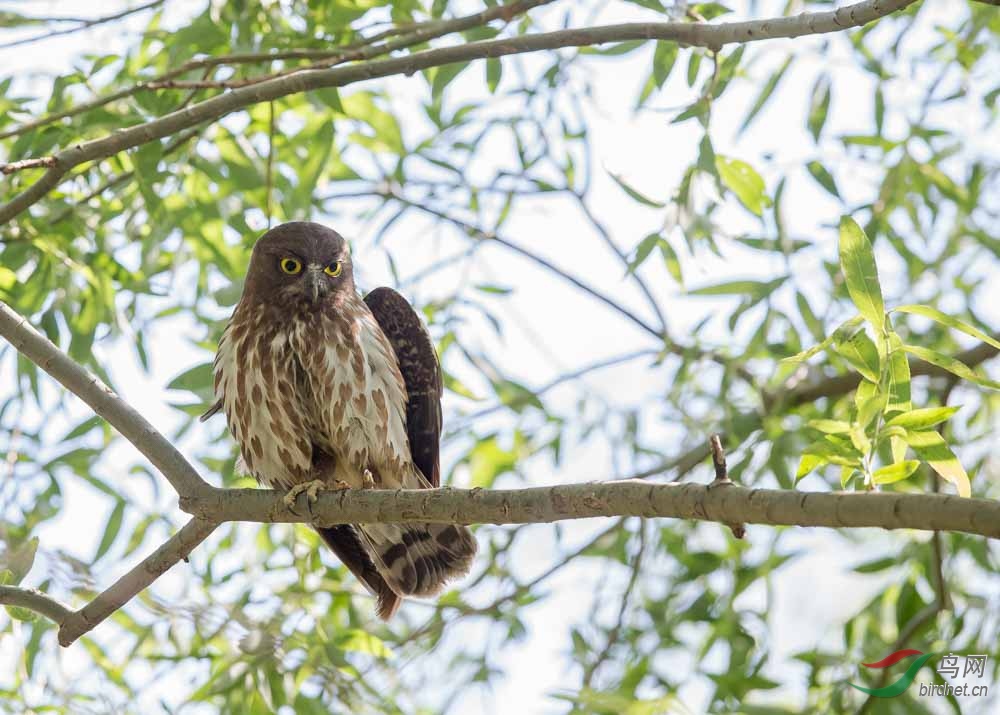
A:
[[839, 216, 885, 331], [167, 362, 215, 394], [6, 606, 37, 622], [3, 537, 39, 584], [833, 329, 880, 383], [855, 380, 887, 429], [715, 156, 771, 216], [872, 460, 920, 485], [334, 629, 393, 659], [886, 406, 960, 430], [739, 57, 792, 135], [902, 430, 971, 498], [885, 331, 911, 415], [902, 345, 1000, 390], [892, 305, 1000, 350], [627, 234, 661, 274], [689, 277, 785, 299], [781, 315, 864, 365], [485, 58, 502, 93], [807, 160, 841, 198], [652, 42, 678, 88], [430, 62, 470, 100], [608, 172, 665, 207], [801, 436, 862, 468], [658, 238, 683, 285], [807, 74, 831, 141], [796, 453, 825, 481], [807, 419, 851, 434], [94, 500, 126, 561], [853, 556, 898, 573]]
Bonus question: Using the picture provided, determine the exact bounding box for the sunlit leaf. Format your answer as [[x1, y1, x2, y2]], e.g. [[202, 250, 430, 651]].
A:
[[893, 304, 1000, 350], [903, 430, 971, 497], [839, 217, 885, 331], [902, 345, 1000, 390], [872, 460, 920, 485]]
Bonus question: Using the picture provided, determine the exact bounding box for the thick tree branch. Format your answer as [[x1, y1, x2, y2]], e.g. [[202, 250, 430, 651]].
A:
[[178, 482, 1000, 540], [0, 301, 209, 498], [0, 0, 916, 223]]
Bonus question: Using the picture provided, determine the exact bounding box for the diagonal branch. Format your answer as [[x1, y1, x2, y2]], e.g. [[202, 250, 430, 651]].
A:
[[0, 0, 916, 222], [0, 517, 217, 646], [0, 301, 209, 498], [56, 517, 218, 646]]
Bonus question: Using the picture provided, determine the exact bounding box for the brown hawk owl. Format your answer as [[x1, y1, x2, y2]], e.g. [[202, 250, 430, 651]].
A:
[[204, 221, 476, 618]]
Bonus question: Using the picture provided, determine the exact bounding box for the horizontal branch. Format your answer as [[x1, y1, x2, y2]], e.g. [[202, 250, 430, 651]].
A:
[[178, 481, 1000, 540], [0, 0, 916, 223], [0, 301, 209, 497]]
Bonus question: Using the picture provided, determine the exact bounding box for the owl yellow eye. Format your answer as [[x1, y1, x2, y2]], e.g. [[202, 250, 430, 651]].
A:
[[279, 258, 302, 275], [324, 261, 343, 277]]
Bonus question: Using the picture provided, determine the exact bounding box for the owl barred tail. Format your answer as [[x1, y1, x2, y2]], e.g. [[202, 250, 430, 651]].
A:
[[356, 464, 477, 606], [359, 520, 477, 599]]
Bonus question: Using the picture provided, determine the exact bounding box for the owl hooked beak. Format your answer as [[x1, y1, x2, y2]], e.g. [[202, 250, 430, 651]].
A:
[[304, 265, 329, 304]]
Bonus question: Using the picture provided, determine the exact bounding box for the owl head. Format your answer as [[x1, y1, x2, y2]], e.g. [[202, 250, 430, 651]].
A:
[[242, 222, 355, 308]]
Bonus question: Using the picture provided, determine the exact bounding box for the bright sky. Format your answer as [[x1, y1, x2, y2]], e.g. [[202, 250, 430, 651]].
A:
[[1, 1, 996, 714]]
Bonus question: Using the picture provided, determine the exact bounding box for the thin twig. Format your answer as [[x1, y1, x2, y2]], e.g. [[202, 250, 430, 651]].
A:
[[0, 157, 58, 175], [581, 522, 647, 686], [708, 434, 746, 538], [0, 0, 164, 51], [454, 349, 661, 427], [0, 0, 554, 142], [385, 192, 665, 339]]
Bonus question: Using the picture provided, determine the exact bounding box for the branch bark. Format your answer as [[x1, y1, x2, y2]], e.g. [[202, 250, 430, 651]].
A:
[[0, 0, 916, 224], [0, 585, 73, 625], [177, 481, 1000, 540]]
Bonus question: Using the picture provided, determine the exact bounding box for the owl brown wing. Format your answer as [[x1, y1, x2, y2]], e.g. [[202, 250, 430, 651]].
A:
[[363, 287, 443, 487]]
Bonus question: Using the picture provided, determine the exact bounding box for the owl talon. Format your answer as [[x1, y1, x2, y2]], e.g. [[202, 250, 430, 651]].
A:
[[362, 469, 375, 490], [283, 479, 329, 508]]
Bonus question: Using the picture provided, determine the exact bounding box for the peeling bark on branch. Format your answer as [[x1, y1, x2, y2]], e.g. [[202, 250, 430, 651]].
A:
[[0, 0, 916, 224], [178, 482, 1000, 540]]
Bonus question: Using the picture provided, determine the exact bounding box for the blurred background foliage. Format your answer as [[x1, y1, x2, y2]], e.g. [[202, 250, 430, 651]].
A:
[[0, 0, 998, 713]]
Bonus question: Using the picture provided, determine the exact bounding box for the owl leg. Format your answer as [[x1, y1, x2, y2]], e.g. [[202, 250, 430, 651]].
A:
[[282, 478, 351, 509]]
